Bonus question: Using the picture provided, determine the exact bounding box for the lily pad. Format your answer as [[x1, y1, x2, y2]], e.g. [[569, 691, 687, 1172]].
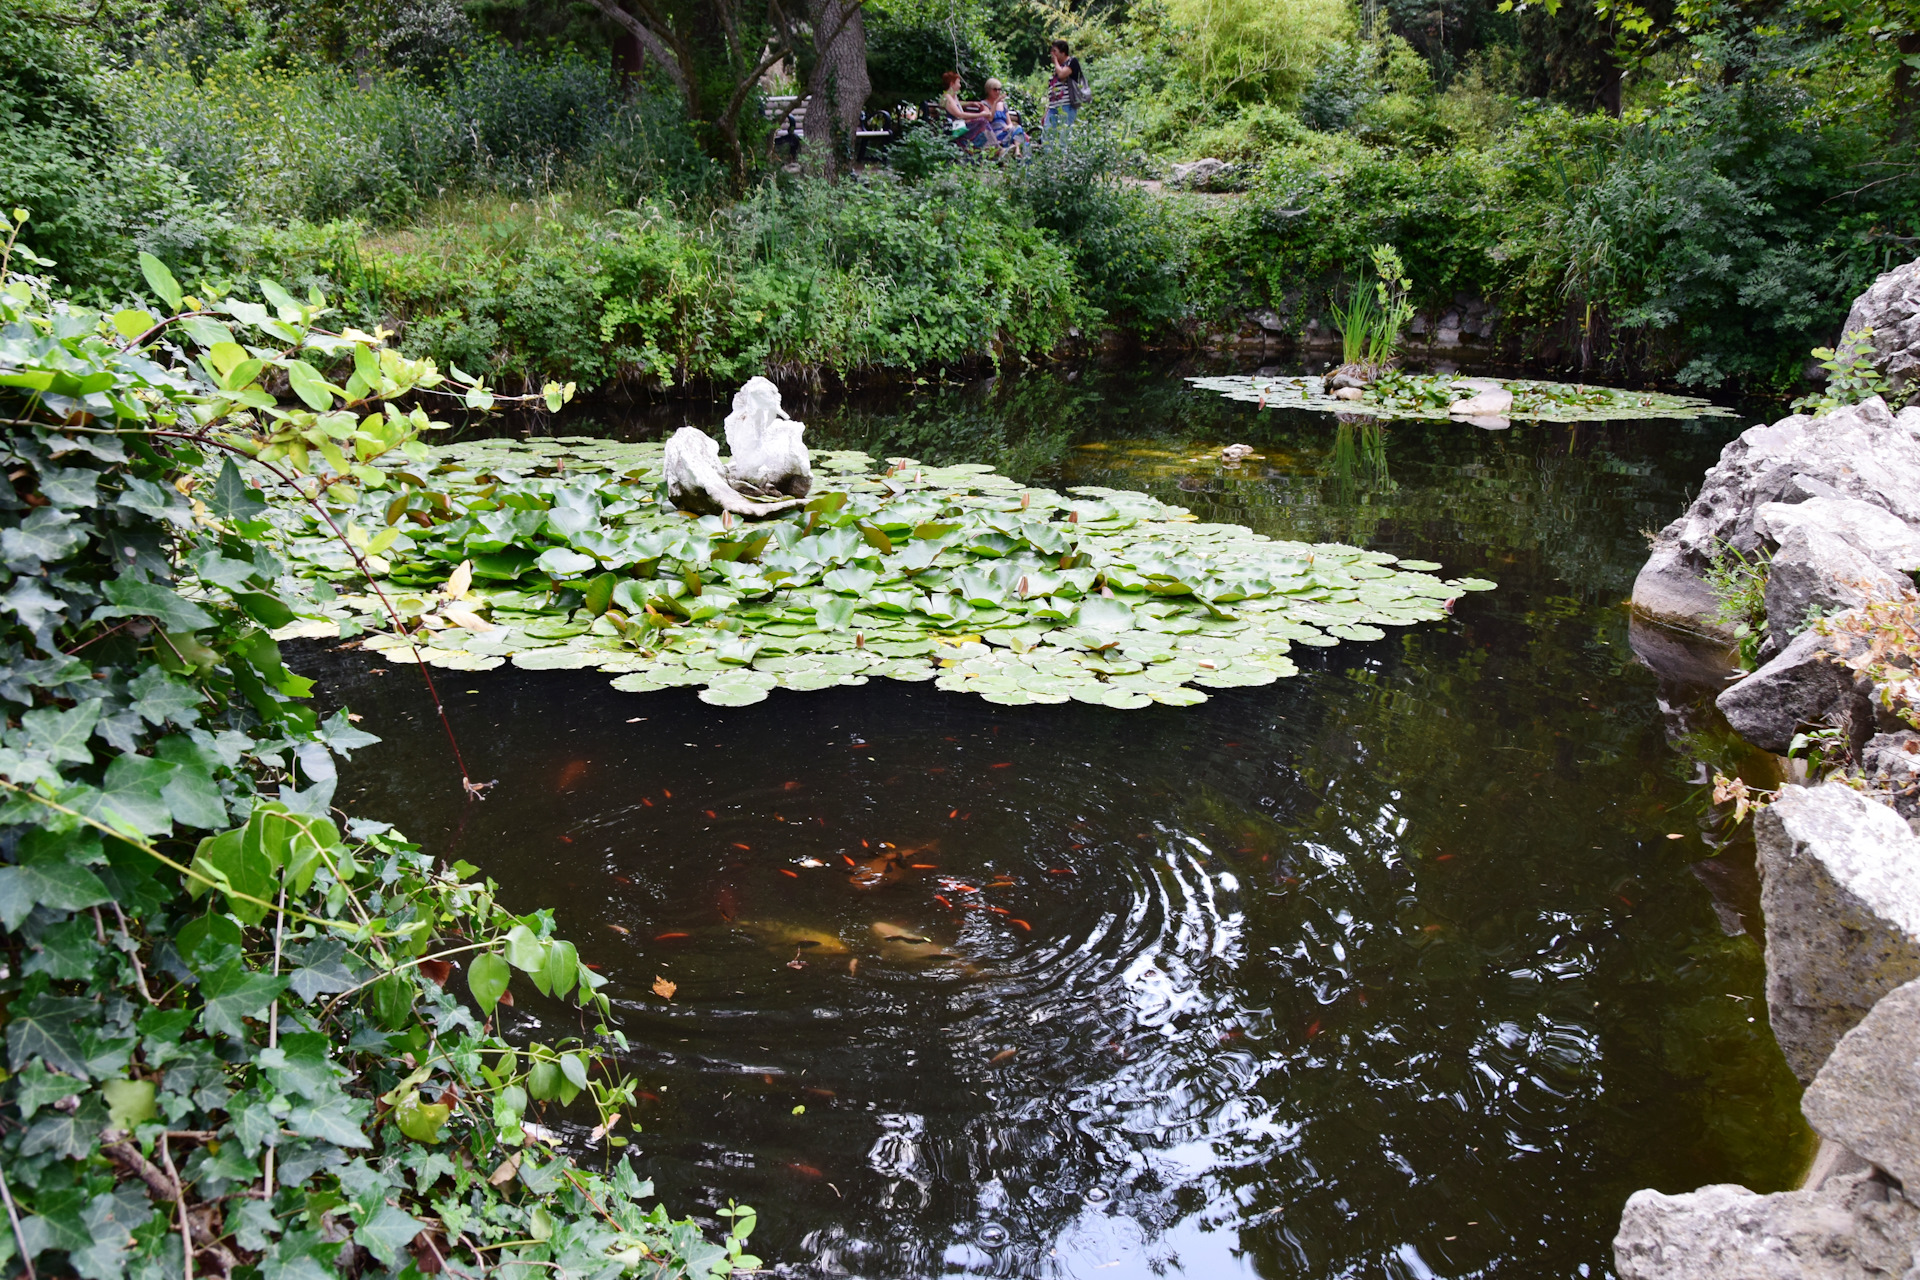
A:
[[1187, 373, 1737, 423], [265, 441, 1496, 710]]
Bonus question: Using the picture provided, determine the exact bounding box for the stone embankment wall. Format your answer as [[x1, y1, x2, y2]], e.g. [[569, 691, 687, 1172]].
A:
[[1617, 259, 1920, 1278]]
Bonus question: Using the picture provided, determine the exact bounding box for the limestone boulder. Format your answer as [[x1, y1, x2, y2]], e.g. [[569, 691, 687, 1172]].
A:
[[1614, 1172, 1920, 1280], [1716, 621, 1875, 756], [1802, 977, 1920, 1191], [1450, 386, 1513, 417], [1758, 525, 1905, 661], [1842, 258, 1920, 401], [1630, 399, 1920, 638], [1859, 731, 1920, 822], [1753, 781, 1920, 1081]]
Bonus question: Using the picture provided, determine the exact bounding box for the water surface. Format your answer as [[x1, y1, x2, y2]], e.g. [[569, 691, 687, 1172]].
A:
[[309, 366, 1807, 1279]]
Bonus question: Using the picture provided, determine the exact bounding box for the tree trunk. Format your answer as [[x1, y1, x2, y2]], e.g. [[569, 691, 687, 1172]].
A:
[[802, 0, 869, 178], [1897, 31, 1920, 143]]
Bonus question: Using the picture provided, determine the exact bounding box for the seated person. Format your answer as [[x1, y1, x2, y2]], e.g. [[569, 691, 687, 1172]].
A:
[[939, 72, 990, 147], [980, 79, 1027, 154]]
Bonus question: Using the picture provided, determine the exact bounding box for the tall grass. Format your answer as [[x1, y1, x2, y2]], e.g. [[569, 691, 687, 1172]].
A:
[[102, 45, 721, 226]]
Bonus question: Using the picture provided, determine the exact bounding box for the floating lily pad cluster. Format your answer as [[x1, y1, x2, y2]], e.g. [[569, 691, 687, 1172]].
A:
[[1188, 373, 1737, 422], [266, 436, 1494, 708]]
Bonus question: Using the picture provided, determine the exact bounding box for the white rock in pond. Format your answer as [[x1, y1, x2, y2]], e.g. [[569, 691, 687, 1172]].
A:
[[1331, 386, 1365, 401], [1802, 976, 1920, 1191], [1756, 497, 1920, 572], [1450, 385, 1513, 417], [1220, 444, 1255, 462], [1465, 414, 1511, 430], [722, 375, 812, 499], [1614, 1172, 1920, 1280], [663, 425, 807, 519], [1752, 781, 1920, 1082]]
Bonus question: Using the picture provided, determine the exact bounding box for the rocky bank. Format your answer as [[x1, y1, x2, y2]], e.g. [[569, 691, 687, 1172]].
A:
[[1618, 258, 1920, 1277]]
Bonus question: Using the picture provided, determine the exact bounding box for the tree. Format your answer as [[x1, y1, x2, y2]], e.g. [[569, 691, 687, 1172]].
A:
[[802, 0, 871, 176]]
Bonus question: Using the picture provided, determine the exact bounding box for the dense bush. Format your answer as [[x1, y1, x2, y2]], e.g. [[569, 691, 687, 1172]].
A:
[[228, 171, 1092, 389]]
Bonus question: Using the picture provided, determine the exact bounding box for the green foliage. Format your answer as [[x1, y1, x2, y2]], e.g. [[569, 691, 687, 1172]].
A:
[[1706, 540, 1770, 669], [1160, 0, 1355, 105], [1330, 243, 1416, 367], [258, 436, 1495, 708], [0, 220, 737, 1278], [1793, 329, 1896, 413], [1001, 120, 1188, 330], [239, 171, 1090, 388], [1190, 371, 1736, 419]]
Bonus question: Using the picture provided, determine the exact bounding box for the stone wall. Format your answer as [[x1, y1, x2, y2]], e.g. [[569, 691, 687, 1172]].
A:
[[1617, 258, 1920, 1278]]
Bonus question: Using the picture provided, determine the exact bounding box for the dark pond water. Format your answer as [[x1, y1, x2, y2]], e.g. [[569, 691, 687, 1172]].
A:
[[303, 365, 1811, 1279]]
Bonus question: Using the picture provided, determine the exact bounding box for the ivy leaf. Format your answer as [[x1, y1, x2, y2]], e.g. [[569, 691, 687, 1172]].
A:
[[14, 1061, 80, 1119], [0, 855, 109, 930], [102, 1079, 157, 1130], [129, 667, 203, 728], [256, 1033, 342, 1099], [24, 916, 100, 979], [3, 505, 89, 566], [23, 1093, 109, 1157], [38, 467, 100, 509], [1, 575, 66, 639], [70, 1185, 152, 1280], [6, 994, 94, 1076], [96, 576, 214, 633], [162, 765, 226, 829], [18, 1187, 91, 1257], [286, 1096, 373, 1149], [259, 1232, 343, 1280], [284, 939, 364, 1001], [467, 952, 509, 1014], [11, 699, 101, 765], [74, 754, 177, 836], [209, 460, 268, 522], [199, 961, 289, 1037], [354, 1204, 425, 1269]]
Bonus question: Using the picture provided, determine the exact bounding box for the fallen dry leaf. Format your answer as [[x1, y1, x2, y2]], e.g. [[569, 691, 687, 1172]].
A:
[[488, 1152, 521, 1186], [652, 976, 677, 1001]]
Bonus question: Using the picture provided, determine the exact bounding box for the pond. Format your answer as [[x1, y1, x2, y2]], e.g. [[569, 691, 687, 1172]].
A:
[[301, 364, 1809, 1279]]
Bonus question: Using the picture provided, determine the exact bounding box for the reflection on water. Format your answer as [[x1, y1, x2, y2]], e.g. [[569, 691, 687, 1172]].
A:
[[313, 365, 1808, 1278]]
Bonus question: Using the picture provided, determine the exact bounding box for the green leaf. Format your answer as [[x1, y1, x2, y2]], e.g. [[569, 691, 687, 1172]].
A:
[[209, 460, 268, 521], [502, 924, 546, 973], [234, 591, 297, 628], [111, 308, 156, 340], [394, 1090, 451, 1143], [354, 1204, 425, 1268], [11, 698, 100, 766], [467, 952, 509, 1013], [256, 1033, 340, 1099], [368, 971, 416, 1030], [542, 939, 579, 999], [286, 1097, 373, 1149], [199, 961, 289, 1037], [284, 360, 334, 411], [284, 939, 363, 1001], [103, 1079, 157, 1130], [138, 252, 183, 312], [96, 577, 214, 633]]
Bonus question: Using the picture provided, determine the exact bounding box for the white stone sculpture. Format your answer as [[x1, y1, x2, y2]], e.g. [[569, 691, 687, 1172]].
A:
[[663, 377, 813, 518]]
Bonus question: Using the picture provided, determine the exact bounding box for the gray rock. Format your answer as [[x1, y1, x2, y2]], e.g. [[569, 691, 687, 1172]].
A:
[[1717, 621, 1874, 756], [1755, 498, 1920, 573], [1614, 1172, 1920, 1280], [1754, 781, 1920, 1081], [1169, 158, 1235, 190], [1803, 977, 1920, 1191], [1843, 258, 1920, 400], [1860, 731, 1920, 821], [1631, 399, 1920, 638], [1248, 308, 1286, 334], [1760, 523, 1905, 658]]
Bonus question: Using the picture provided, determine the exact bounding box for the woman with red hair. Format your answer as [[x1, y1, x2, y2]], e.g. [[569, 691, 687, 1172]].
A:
[[939, 71, 990, 149]]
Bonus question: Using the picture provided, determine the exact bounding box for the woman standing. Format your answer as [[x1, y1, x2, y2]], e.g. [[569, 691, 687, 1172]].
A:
[[1045, 40, 1086, 135]]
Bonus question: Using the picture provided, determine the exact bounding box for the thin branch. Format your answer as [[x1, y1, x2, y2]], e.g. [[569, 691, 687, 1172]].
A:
[[158, 1136, 194, 1280], [0, 1163, 36, 1280], [577, 0, 689, 96], [264, 885, 286, 1201], [110, 900, 156, 1004]]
